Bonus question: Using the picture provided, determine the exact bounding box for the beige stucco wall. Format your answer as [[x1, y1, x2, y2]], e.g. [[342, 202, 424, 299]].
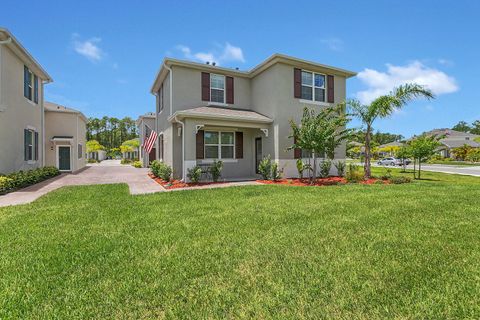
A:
[[0, 44, 45, 174], [154, 60, 349, 180], [44, 111, 86, 172]]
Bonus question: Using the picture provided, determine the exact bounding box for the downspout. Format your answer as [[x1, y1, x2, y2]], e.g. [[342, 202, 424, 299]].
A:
[[0, 38, 12, 112], [174, 115, 185, 181]]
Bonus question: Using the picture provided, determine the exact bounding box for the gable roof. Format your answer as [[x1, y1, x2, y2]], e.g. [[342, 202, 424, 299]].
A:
[[441, 139, 480, 149], [0, 28, 52, 82], [424, 128, 480, 139], [168, 106, 273, 124], [45, 101, 87, 122], [151, 53, 357, 93]]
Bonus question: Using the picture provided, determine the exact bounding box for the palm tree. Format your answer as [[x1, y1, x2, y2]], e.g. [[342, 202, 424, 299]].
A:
[[345, 83, 434, 178]]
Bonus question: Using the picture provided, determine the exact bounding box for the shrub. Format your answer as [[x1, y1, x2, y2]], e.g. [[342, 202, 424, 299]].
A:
[[132, 161, 142, 168], [271, 162, 282, 180], [258, 155, 272, 180], [208, 160, 223, 182], [389, 176, 412, 184], [345, 163, 363, 183], [87, 159, 98, 164], [1, 166, 60, 194], [0, 176, 14, 195], [187, 166, 202, 183], [380, 168, 393, 180], [334, 161, 346, 177], [121, 159, 132, 165], [150, 160, 172, 181], [319, 159, 332, 178]]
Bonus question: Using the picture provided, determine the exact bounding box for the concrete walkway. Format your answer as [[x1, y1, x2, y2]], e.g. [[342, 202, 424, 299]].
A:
[[0, 162, 164, 207]]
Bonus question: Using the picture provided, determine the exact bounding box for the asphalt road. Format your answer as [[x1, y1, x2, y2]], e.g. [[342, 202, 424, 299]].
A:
[[373, 163, 480, 177]]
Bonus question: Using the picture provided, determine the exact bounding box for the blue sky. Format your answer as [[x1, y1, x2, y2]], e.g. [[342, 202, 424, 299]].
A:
[[2, 0, 479, 137]]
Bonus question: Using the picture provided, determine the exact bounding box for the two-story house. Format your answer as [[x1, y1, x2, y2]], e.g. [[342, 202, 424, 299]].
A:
[[0, 28, 87, 174], [150, 54, 356, 181], [0, 28, 52, 174]]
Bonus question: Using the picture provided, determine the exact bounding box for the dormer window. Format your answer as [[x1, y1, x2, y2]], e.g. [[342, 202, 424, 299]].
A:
[[210, 74, 225, 103]]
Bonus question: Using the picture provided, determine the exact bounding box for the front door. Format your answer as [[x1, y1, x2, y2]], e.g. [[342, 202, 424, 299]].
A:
[[58, 146, 71, 171], [149, 148, 156, 164], [255, 138, 262, 174]]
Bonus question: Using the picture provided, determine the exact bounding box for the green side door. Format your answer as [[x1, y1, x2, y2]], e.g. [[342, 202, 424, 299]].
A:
[[58, 146, 71, 171]]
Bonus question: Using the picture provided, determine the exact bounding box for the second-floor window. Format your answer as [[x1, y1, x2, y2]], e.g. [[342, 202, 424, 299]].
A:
[[24, 66, 38, 103], [301, 70, 326, 102], [210, 74, 225, 103]]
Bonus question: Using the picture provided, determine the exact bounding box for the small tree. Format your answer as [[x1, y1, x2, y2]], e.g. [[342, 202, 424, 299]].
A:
[[466, 148, 480, 163], [289, 106, 350, 183], [409, 135, 442, 179], [395, 145, 411, 172], [120, 139, 140, 159], [452, 144, 473, 161], [344, 84, 434, 178], [86, 140, 105, 153]]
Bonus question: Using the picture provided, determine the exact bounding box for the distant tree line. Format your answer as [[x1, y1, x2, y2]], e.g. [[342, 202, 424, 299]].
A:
[[452, 120, 480, 135], [86, 116, 138, 150], [350, 129, 404, 145]]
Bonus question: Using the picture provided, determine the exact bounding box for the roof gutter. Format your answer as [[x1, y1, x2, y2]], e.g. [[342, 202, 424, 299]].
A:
[[0, 37, 12, 45]]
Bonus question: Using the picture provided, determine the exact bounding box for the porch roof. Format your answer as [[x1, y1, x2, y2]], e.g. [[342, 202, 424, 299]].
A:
[[168, 106, 273, 124]]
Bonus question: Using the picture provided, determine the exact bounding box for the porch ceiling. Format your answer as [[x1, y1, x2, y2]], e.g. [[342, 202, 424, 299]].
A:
[[168, 106, 273, 125]]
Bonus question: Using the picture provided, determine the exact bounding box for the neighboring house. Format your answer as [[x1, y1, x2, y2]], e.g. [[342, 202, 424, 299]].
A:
[[44, 102, 87, 172], [121, 138, 140, 160], [150, 54, 356, 181], [136, 112, 156, 167], [87, 150, 107, 161], [422, 129, 480, 158], [0, 28, 53, 174]]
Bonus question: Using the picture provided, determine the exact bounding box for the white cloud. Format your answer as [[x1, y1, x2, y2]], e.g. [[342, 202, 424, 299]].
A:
[[320, 38, 344, 51], [356, 61, 458, 104], [176, 42, 245, 65], [438, 58, 454, 67], [72, 34, 104, 62]]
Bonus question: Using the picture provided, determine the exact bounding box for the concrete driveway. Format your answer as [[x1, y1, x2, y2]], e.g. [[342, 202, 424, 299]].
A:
[[0, 161, 164, 207]]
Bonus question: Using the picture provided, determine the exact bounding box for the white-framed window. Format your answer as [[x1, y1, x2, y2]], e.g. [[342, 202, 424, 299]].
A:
[[24, 129, 35, 161], [210, 74, 225, 103], [204, 131, 234, 159], [78, 144, 82, 159], [301, 70, 326, 102]]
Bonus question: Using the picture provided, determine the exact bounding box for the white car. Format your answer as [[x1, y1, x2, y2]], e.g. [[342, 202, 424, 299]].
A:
[[377, 157, 400, 166]]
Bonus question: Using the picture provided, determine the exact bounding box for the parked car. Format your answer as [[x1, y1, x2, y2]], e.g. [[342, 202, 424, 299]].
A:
[[377, 157, 401, 166], [399, 158, 412, 165]]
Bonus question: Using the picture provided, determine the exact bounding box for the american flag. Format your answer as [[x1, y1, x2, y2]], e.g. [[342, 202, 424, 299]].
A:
[[143, 129, 158, 154]]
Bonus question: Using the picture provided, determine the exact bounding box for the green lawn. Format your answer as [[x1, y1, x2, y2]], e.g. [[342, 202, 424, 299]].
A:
[[1, 172, 480, 318]]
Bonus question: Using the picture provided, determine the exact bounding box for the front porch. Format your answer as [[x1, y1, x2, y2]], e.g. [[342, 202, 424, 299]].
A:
[[168, 106, 274, 182]]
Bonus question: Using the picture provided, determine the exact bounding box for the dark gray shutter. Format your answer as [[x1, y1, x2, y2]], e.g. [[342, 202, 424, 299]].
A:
[[294, 68, 302, 98], [226, 76, 234, 104], [196, 130, 204, 159], [24, 129, 29, 161], [201, 73, 210, 101], [34, 132, 39, 160], [34, 75, 39, 103], [327, 75, 334, 103], [235, 131, 243, 159], [24, 66, 29, 99]]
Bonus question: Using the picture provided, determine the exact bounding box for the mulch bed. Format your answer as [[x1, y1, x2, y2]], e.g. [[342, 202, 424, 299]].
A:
[[148, 173, 228, 190], [256, 177, 389, 186]]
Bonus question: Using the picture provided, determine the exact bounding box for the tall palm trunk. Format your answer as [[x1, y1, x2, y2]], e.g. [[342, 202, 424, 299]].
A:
[[364, 125, 372, 178]]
